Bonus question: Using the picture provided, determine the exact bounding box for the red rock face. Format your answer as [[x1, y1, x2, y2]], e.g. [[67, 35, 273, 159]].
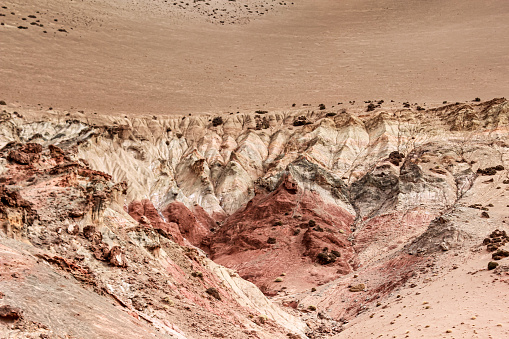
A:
[[192, 204, 217, 231], [162, 201, 212, 247], [0, 142, 304, 339], [128, 200, 184, 245], [205, 175, 357, 293], [127, 200, 216, 247], [7, 143, 42, 165]]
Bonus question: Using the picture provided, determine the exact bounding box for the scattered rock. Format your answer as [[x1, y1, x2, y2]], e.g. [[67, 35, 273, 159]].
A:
[[107, 246, 127, 267], [206, 287, 221, 300], [68, 209, 85, 218], [67, 223, 79, 235], [349, 284, 365, 292], [477, 166, 504, 176], [483, 229, 509, 252], [316, 250, 337, 265], [293, 116, 311, 126], [492, 249, 509, 260], [83, 225, 101, 243], [191, 271, 204, 278], [388, 151, 405, 166], [488, 261, 499, 270], [212, 116, 223, 127], [0, 305, 22, 321]]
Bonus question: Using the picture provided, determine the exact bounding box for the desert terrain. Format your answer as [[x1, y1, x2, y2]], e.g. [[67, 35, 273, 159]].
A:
[[1, 99, 509, 338], [1, 0, 509, 339], [1, 0, 508, 114]]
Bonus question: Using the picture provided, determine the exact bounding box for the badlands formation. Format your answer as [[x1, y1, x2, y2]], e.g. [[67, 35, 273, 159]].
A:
[[1, 0, 509, 338], [0, 99, 508, 338]]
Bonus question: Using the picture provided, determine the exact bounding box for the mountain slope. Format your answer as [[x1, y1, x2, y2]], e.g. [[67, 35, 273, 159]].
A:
[[1, 99, 508, 337]]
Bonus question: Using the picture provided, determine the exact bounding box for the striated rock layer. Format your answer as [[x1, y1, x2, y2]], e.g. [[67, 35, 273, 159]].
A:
[[0, 98, 509, 337], [0, 142, 307, 338]]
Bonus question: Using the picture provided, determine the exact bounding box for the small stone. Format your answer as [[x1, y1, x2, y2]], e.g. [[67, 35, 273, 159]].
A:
[[488, 261, 499, 270], [440, 242, 449, 251], [206, 287, 221, 300], [349, 284, 365, 292]]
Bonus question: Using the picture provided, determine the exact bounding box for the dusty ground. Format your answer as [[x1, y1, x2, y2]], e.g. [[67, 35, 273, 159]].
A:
[[1, 99, 508, 338], [1, 0, 508, 115], [1, 0, 509, 338], [336, 251, 509, 339]]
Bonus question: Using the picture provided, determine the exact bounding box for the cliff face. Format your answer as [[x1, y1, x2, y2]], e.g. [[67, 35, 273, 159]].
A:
[[1, 98, 509, 338]]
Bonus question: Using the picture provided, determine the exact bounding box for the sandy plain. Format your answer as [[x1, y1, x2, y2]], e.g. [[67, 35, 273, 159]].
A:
[[0, 0, 508, 115]]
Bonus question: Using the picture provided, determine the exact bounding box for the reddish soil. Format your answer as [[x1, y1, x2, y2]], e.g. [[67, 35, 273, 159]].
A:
[[128, 199, 184, 245], [162, 201, 213, 246], [206, 175, 357, 294]]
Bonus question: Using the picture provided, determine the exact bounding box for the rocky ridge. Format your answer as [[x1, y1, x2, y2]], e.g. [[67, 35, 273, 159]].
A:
[[0, 98, 508, 337], [0, 138, 306, 338]]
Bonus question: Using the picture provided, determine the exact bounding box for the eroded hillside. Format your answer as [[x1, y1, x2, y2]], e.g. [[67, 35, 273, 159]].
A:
[[1, 99, 509, 338]]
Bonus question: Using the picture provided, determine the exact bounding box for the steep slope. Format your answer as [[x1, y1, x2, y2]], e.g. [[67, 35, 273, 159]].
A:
[[0, 141, 307, 338], [204, 172, 356, 294], [0, 99, 508, 337]]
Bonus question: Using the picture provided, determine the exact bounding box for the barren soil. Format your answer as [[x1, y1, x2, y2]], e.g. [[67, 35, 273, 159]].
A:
[[1, 0, 509, 338], [336, 251, 509, 338], [1, 0, 508, 115]]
